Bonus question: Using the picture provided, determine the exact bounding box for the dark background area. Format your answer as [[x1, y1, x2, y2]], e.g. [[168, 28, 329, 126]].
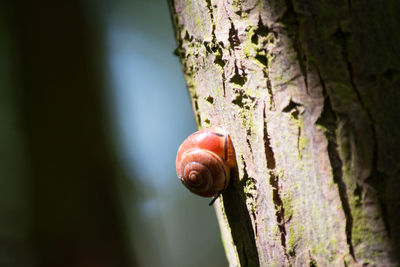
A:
[[0, 1, 227, 266]]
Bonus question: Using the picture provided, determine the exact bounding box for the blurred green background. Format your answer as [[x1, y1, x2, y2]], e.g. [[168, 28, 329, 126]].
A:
[[0, 0, 227, 266]]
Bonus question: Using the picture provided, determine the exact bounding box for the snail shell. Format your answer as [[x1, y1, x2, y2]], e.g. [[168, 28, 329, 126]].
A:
[[176, 127, 236, 197]]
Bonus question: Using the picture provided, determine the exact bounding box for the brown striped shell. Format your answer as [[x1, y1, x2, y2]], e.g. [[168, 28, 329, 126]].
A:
[[176, 127, 236, 197]]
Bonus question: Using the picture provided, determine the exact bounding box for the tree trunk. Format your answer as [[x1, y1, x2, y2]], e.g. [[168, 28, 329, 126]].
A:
[[168, 0, 400, 266]]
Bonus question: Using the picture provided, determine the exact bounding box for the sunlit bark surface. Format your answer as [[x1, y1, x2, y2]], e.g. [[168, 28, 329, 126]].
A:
[[169, 0, 400, 266]]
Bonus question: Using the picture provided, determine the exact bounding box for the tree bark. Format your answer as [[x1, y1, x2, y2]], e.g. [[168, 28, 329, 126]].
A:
[[168, 0, 400, 266]]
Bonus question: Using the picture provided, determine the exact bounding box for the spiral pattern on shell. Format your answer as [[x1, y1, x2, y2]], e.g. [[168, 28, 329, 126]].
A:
[[176, 127, 236, 198], [178, 148, 228, 197]]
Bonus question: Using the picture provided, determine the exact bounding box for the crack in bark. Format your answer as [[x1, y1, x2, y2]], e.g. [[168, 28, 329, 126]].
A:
[[192, 95, 202, 126], [205, 0, 215, 34], [263, 103, 290, 261], [222, 71, 227, 97], [269, 171, 289, 256], [246, 138, 253, 154], [282, 99, 303, 156], [342, 39, 379, 171], [282, 0, 309, 94], [204, 0, 228, 97], [263, 103, 276, 169], [263, 70, 276, 111], [297, 125, 302, 157], [333, 27, 378, 168], [228, 22, 240, 48], [309, 251, 318, 267], [335, 25, 392, 241], [346, 46, 393, 249], [316, 68, 356, 260], [230, 63, 248, 86], [231, 88, 255, 109], [326, 125, 356, 260], [243, 168, 258, 238], [251, 16, 276, 111]]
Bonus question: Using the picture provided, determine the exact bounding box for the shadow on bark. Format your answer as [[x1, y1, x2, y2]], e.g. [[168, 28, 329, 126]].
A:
[[222, 167, 259, 267]]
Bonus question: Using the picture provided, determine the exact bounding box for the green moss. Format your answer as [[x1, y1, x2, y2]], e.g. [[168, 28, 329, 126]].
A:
[[275, 74, 284, 82], [312, 240, 328, 255], [309, 257, 318, 267], [244, 177, 256, 194], [214, 86, 222, 97], [246, 88, 254, 96], [282, 191, 293, 220], [213, 51, 225, 71], [273, 224, 278, 236], [195, 16, 202, 29], [185, 75, 197, 96], [329, 82, 359, 104], [242, 21, 277, 69], [243, 28, 257, 57], [298, 136, 307, 152], [316, 124, 328, 133], [340, 166, 387, 262], [287, 226, 296, 256], [328, 236, 338, 250], [350, 201, 371, 248], [287, 223, 306, 258], [238, 106, 256, 130]]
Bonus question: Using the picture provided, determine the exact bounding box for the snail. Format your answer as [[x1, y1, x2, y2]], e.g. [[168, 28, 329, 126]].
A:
[[176, 127, 236, 205]]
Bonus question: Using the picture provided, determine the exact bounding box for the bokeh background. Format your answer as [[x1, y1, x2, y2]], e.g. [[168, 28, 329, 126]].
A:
[[0, 0, 227, 266]]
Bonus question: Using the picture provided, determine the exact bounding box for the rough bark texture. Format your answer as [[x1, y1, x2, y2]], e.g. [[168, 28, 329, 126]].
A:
[[169, 0, 400, 266]]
